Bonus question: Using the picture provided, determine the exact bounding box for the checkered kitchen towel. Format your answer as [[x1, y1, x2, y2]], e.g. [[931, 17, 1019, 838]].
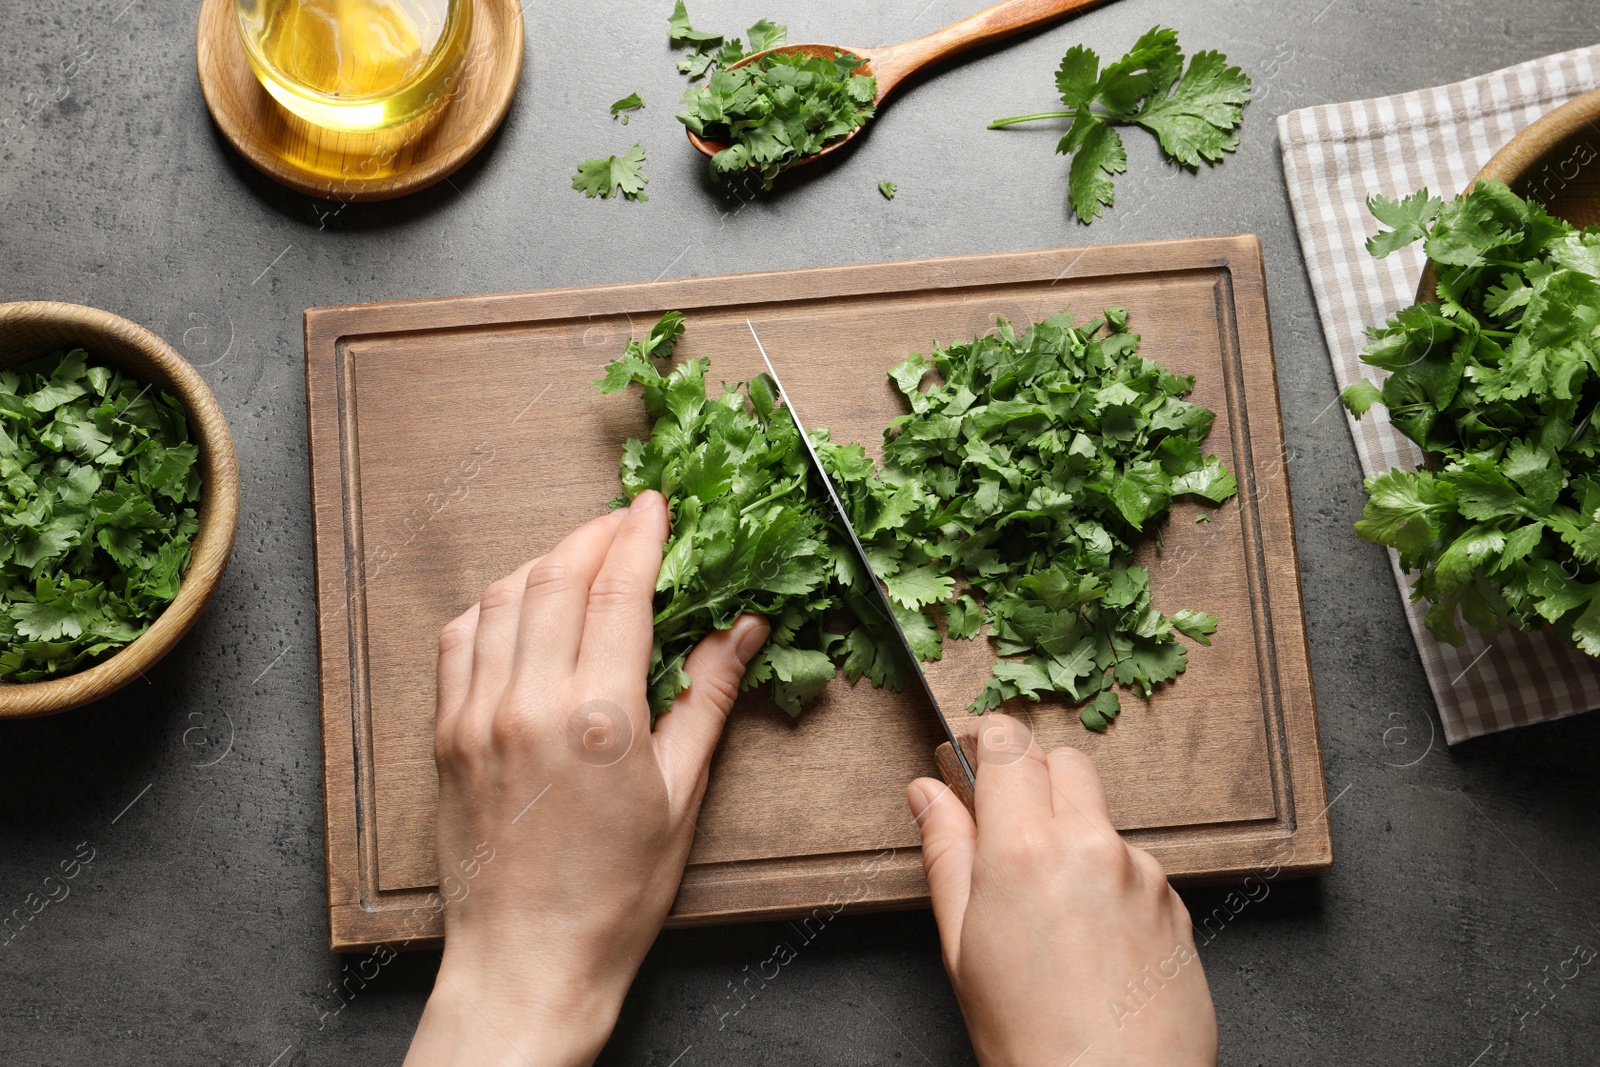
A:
[[1279, 44, 1600, 744]]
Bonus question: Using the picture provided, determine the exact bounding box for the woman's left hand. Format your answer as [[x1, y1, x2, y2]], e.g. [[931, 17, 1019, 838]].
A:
[[405, 490, 769, 1067]]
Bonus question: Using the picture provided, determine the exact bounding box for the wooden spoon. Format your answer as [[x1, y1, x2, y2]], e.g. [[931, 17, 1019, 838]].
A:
[[686, 0, 1110, 167]]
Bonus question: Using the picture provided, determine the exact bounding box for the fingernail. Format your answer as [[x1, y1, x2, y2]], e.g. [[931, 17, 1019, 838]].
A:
[[630, 489, 666, 516], [733, 615, 770, 665], [906, 780, 934, 821]]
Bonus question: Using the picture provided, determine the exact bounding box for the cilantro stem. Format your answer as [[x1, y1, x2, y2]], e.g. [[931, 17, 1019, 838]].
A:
[[987, 111, 1076, 129], [739, 481, 798, 516]]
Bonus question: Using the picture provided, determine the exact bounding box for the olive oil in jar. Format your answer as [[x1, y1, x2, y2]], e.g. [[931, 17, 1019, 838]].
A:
[[234, 0, 472, 131]]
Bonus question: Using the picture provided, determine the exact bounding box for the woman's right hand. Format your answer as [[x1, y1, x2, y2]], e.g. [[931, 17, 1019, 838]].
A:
[[907, 717, 1218, 1067]]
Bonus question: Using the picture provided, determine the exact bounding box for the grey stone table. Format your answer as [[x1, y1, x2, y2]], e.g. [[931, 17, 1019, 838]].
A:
[[3, 0, 1598, 1063]]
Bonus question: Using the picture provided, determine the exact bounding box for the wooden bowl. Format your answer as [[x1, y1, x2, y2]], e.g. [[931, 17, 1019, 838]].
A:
[[1417, 86, 1600, 302], [0, 302, 240, 718]]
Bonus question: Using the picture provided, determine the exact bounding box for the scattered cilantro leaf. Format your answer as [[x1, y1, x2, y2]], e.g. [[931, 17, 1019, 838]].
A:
[[610, 93, 645, 124], [1346, 180, 1600, 653], [879, 180, 898, 201], [668, 1, 722, 50], [989, 26, 1252, 223], [573, 144, 649, 201], [668, 3, 787, 82], [0, 350, 201, 682]]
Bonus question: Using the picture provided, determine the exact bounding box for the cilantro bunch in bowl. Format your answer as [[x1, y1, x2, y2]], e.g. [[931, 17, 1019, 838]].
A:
[[1342, 180, 1600, 652], [0, 348, 202, 682]]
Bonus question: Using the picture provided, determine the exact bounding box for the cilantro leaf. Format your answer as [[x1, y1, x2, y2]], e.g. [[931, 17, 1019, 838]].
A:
[[1340, 378, 1384, 416], [1129, 48, 1252, 166], [1365, 189, 1444, 258], [609, 93, 645, 124], [1063, 121, 1126, 224], [990, 26, 1250, 223], [878, 180, 897, 201], [668, 1, 722, 49], [745, 18, 786, 54], [572, 145, 650, 201], [1080, 688, 1122, 732]]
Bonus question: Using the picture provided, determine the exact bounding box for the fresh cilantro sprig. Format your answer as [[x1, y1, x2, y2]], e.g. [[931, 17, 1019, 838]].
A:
[[822, 309, 1235, 729], [596, 314, 907, 715], [989, 27, 1252, 224], [572, 144, 649, 201], [1343, 180, 1600, 654], [0, 350, 201, 682], [671, 5, 875, 189]]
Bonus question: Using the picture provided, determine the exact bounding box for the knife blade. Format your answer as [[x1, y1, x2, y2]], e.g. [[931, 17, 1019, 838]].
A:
[[745, 320, 977, 808]]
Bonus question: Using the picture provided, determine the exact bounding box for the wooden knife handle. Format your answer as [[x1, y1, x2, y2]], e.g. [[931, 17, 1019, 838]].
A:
[[934, 742, 977, 814]]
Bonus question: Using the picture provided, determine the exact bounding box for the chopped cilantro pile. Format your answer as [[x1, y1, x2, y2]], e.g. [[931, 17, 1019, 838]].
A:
[[0, 350, 201, 682], [989, 27, 1252, 224], [600, 310, 1235, 730], [595, 314, 910, 716], [1342, 180, 1600, 654], [821, 309, 1236, 728], [670, 4, 876, 189]]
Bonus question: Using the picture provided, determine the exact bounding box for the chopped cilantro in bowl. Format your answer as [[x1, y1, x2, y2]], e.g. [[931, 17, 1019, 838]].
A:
[[0, 348, 202, 682]]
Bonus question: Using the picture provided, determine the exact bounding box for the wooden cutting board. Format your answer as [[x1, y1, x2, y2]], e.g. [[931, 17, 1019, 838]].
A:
[[305, 238, 1331, 953]]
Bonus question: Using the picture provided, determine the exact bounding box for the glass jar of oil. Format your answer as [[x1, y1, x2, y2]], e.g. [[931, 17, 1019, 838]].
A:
[[234, 0, 472, 132]]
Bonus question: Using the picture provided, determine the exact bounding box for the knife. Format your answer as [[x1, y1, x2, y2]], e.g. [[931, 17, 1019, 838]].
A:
[[746, 320, 978, 812]]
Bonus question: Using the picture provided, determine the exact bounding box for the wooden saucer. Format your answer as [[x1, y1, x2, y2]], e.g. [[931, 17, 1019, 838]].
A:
[[196, 0, 523, 202]]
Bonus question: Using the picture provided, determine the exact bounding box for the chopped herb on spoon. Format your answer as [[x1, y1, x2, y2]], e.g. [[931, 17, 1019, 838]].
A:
[[669, 4, 876, 189]]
